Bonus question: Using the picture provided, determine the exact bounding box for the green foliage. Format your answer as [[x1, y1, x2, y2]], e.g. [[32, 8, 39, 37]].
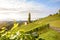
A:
[[49, 14, 52, 16], [40, 29, 60, 40], [37, 38, 45, 40], [58, 9, 60, 14]]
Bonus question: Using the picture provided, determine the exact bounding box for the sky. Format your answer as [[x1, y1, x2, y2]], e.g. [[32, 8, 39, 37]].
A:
[[0, 0, 60, 21]]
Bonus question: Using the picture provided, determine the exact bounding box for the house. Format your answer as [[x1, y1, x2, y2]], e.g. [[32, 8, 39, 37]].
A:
[[24, 22, 28, 25]]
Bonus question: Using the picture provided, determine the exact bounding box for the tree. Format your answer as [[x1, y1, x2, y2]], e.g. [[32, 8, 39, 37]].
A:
[[28, 12, 31, 23], [56, 13, 58, 15], [49, 14, 52, 16]]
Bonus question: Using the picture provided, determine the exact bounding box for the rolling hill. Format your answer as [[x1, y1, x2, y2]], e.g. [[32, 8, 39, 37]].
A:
[[18, 13, 60, 32], [17, 13, 60, 40], [0, 12, 60, 40]]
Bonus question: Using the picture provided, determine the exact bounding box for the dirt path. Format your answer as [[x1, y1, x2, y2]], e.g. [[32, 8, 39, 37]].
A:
[[49, 26, 60, 32]]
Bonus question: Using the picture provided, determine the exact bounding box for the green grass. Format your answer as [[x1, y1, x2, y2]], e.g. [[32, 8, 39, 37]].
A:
[[4, 13, 60, 40], [0, 12, 60, 40], [49, 20, 60, 28], [17, 14, 60, 32], [17, 14, 60, 40], [39, 29, 60, 40], [9, 14, 60, 34]]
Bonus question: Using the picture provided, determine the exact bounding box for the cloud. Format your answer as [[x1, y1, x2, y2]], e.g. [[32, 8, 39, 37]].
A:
[[0, 0, 59, 21]]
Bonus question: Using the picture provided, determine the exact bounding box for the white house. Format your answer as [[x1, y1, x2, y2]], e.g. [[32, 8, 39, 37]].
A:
[[24, 22, 28, 25]]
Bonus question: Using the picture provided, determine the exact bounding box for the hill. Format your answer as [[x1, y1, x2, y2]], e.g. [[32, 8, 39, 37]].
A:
[[0, 12, 60, 40], [17, 13, 60, 40], [18, 13, 60, 32]]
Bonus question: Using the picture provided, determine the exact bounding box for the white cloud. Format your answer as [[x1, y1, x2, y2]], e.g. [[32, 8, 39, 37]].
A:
[[0, 0, 58, 21]]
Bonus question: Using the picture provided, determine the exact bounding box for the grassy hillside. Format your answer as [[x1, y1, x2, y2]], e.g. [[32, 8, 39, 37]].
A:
[[9, 13, 60, 34], [50, 20, 60, 28], [0, 13, 60, 40], [17, 13, 60, 32], [39, 29, 60, 40], [7, 13, 60, 40], [17, 13, 60, 40]]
